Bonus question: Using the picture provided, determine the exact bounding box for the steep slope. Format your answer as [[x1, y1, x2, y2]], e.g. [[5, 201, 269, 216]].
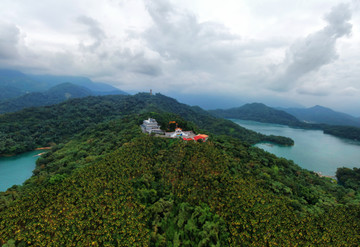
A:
[[282, 105, 360, 127], [210, 103, 301, 126], [0, 83, 93, 114], [0, 93, 293, 155], [1, 116, 359, 246]]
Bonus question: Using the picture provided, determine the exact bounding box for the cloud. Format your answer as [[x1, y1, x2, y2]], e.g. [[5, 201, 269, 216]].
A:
[[77, 16, 106, 51], [144, 0, 241, 72], [340, 86, 360, 96], [296, 82, 333, 96], [268, 3, 352, 92], [0, 22, 21, 59], [0, 0, 359, 114]]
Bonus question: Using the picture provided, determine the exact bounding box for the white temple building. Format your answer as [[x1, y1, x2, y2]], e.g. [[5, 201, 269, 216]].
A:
[[141, 118, 164, 134]]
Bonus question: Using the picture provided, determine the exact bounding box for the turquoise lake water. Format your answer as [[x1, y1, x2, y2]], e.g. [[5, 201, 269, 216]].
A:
[[232, 119, 360, 176], [0, 151, 43, 192]]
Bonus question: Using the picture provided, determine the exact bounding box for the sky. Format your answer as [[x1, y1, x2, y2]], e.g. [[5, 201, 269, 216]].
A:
[[0, 0, 359, 114]]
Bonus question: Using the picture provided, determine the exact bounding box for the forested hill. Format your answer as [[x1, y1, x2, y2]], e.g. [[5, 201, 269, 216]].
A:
[[0, 93, 293, 156], [0, 83, 93, 114], [210, 103, 301, 126], [1, 114, 359, 246]]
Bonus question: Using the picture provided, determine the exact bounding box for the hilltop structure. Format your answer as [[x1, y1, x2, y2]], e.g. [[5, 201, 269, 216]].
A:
[[141, 118, 164, 134], [141, 118, 209, 142], [171, 128, 189, 138]]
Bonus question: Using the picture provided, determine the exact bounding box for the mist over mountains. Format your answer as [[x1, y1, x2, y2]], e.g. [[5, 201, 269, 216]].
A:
[[0, 69, 128, 113], [280, 105, 360, 127], [0, 69, 126, 101]]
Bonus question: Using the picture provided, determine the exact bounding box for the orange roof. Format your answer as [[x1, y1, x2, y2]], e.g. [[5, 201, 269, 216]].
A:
[[197, 134, 208, 138], [194, 136, 206, 141]]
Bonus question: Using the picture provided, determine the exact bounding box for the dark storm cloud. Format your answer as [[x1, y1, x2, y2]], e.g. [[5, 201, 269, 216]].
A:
[[269, 3, 352, 92]]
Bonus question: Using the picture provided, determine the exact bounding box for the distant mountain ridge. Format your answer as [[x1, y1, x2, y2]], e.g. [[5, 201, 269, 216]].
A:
[[0, 68, 128, 102], [0, 69, 46, 100], [0, 83, 94, 114], [210, 103, 360, 141], [0, 85, 25, 102], [280, 105, 360, 128], [209, 103, 301, 126], [27, 74, 126, 94]]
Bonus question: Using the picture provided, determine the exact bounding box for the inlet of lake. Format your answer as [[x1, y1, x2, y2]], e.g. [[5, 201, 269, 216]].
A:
[[0, 150, 43, 192], [232, 119, 360, 176]]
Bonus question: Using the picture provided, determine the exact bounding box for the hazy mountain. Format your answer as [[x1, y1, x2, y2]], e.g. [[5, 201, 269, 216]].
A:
[[27, 74, 127, 94], [280, 105, 360, 127], [0, 69, 128, 103], [0, 85, 25, 102], [210, 103, 360, 141], [0, 83, 93, 114], [0, 69, 48, 100], [209, 103, 301, 126]]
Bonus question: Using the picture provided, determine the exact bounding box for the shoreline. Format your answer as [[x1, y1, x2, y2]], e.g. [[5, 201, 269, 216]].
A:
[[35, 147, 52, 150], [1, 147, 52, 158]]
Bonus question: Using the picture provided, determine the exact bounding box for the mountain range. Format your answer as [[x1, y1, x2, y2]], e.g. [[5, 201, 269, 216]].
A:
[[279, 105, 360, 127], [0, 83, 95, 114], [209, 103, 360, 141], [211, 103, 360, 129], [210, 103, 300, 126], [0, 69, 127, 102], [0, 68, 128, 113]]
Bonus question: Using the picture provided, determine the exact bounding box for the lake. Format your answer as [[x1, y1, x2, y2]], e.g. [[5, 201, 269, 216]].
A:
[[0, 151, 43, 192], [232, 119, 360, 176]]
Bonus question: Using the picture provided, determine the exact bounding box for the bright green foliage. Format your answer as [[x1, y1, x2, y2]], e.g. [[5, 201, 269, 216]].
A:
[[153, 202, 228, 247]]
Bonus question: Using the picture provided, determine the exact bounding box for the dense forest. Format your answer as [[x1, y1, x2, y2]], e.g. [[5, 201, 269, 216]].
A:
[[0, 93, 293, 156], [322, 125, 360, 141], [1, 112, 360, 246], [336, 167, 360, 191]]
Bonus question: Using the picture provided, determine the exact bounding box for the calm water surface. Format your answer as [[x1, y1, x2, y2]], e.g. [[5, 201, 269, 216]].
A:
[[232, 119, 360, 176], [0, 151, 42, 192]]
